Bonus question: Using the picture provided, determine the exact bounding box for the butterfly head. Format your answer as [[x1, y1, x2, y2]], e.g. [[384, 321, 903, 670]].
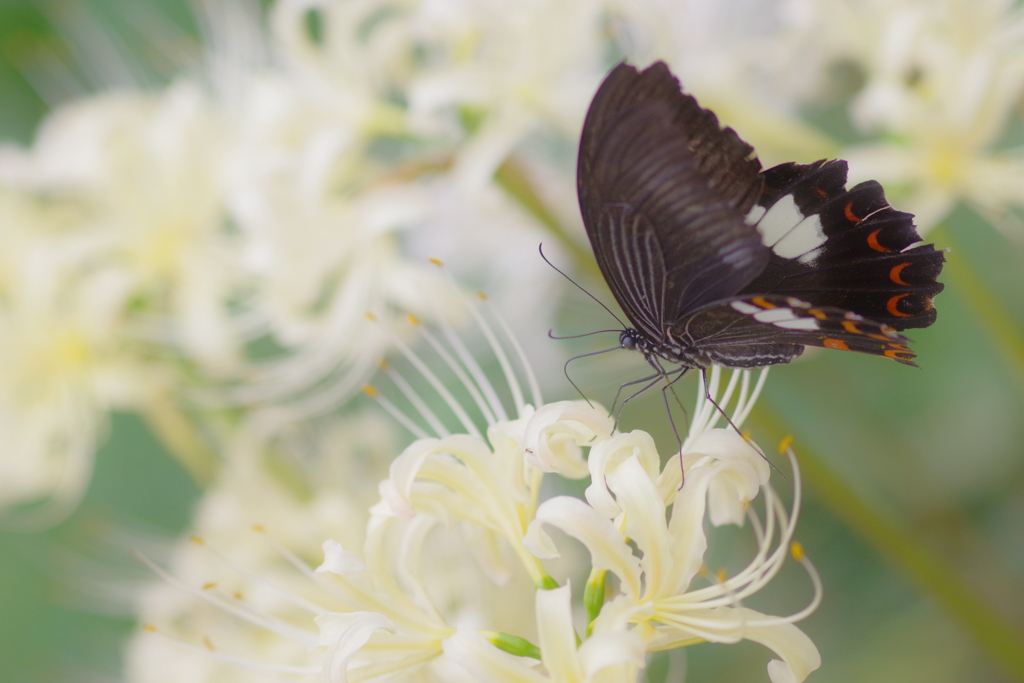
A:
[[619, 329, 639, 351]]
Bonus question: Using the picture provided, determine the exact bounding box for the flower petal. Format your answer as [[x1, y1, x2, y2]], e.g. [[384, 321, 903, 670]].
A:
[[315, 611, 397, 683], [523, 401, 613, 478], [317, 539, 367, 574], [535, 585, 584, 683], [525, 496, 642, 598], [585, 431, 661, 517]]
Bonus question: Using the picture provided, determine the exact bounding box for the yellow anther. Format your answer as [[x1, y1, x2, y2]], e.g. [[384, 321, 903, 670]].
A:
[[190, 536, 205, 545], [741, 430, 752, 443], [203, 636, 215, 651], [364, 311, 376, 321], [378, 358, 389, 370], [407, 313, 420, 326], [202, 582, 217, 590], [232, 591, 243, 600], [143, 624, 157, 632], [429, 257, 444, 267], [251, 524, 265, 532], [778, 435, 794, 454], [477, 291, 488, 300], [362, 385, 378, 397], [790, 541, 805, 562], [716, 568, 728, 583]]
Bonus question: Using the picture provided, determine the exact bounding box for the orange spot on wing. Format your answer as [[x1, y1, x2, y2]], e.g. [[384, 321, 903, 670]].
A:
[[886, 294, 913, 317], [844, 202, 862, 223], [751, 296, 776, 309], [867, 228, 891, 252], [808, 309, 828, 320], [841, 320, 861, 334], [889, 262, 912, 285], [814, 187, 828, 197], [884, 348, 913, 361], [823, 338, 849, 350]]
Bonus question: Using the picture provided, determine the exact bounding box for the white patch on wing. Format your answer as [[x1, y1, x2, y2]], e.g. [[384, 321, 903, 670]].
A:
[[731, 301, 761, 315], [774, 317, 819, 330], [753, 307, 800, 323], [797, 249, 820, 264], [753, 194, 828, 260], [754, 195, 803, 247], [745, 204, 767, 224], [772, 214, 826, 259], [751, 307, 820, 331]]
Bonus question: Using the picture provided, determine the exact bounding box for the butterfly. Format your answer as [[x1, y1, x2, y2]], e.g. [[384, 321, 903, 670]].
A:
[[577, 61, 944, 374]]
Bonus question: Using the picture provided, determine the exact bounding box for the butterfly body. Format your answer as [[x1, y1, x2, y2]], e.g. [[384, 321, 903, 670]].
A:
[[578, 62, 944, 371]]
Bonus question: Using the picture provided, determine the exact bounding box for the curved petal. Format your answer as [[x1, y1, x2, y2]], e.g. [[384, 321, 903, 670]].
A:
[[605, 457, 673, 599], [525, 496, 642, 598], [585, 431, 661, 517], [654, 607, 820, 683], [577, 631, 645, 681], [315, 611, 397, 683], [535, 585, 584, 683], [523, 401, 614, 478], [679, 429, 767, 527], [317, 539, 367, 575]]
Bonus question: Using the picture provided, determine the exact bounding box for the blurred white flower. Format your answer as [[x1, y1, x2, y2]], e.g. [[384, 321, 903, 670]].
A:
[[0, 83, 242, 373], [0, 186, 138, 522], [807, 0, 1024, 233], [124, 406, 397, 683]]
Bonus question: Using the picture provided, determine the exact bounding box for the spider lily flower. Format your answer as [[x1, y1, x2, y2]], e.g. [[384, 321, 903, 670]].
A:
[[130, 283, 819, 683], [525, 374, 822, 683]]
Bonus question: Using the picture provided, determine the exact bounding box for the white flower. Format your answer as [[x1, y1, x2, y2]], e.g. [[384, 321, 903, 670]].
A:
[[525, 373, 821, 683], [129, 288, 820, 683]]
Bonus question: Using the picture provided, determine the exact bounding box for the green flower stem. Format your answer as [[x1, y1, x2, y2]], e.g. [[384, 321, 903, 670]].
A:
[[750, 403, 1024, 682], [494, 157, 601, 281], [932, 224, 1024, 390], [142, 390, 218, 488]]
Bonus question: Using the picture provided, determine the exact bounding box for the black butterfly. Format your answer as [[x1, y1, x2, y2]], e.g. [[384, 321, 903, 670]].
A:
[[577, 61, 944, 374]]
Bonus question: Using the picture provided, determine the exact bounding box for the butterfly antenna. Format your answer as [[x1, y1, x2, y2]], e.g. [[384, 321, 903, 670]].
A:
[[549, 329, 621, 340], [538, 243, 627, 329]]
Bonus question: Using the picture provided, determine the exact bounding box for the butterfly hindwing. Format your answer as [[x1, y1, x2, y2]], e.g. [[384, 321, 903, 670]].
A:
[[678, 294, 919, 367], [578, 62, 771, 339], [742, 160, 945, 330]]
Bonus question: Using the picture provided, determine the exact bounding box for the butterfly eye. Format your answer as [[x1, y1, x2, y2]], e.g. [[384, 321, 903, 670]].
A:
[[620, 332, 637, 350]]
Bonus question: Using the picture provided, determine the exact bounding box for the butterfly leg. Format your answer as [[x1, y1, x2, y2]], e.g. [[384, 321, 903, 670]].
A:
[[612, 371, 668, 432], [698, 367, 773, 471]]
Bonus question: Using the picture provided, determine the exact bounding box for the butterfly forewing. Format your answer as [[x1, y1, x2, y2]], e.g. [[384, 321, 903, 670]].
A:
[[578, 62, 770, 337]]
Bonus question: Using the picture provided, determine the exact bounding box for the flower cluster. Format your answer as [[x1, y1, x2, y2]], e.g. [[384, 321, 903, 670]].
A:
[[130, 297, 821, 683]]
